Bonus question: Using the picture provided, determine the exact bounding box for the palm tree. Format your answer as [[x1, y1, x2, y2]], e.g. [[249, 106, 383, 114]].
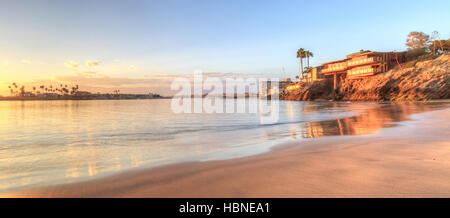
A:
[[305, 51, 313, 68], [70, 85, 79, 96], [297, 48, 306, 81], [304, 51, 314, 80], [20, 86, 25, 96], [40, 85, 45, 94]]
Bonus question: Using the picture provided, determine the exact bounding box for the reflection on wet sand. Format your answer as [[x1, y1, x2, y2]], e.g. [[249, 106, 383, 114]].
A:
[[299, 102, 447, 138]]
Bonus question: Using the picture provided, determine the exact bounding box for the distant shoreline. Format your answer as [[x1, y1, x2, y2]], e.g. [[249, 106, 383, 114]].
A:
[[0, 96, 172, 101], [1, 96, 446, 102]]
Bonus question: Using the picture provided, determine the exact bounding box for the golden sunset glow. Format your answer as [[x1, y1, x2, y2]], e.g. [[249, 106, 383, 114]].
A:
[[1, 0, 449, 201]]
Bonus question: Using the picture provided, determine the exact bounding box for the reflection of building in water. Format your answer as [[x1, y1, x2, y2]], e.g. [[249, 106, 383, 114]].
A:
[[65, 164, 81, 178], [302, 103, 435, 138], [304, 122, 325, 138], [88, 162, 99, 176]]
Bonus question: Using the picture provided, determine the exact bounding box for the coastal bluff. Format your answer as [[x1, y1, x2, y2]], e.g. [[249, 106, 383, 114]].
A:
[[280, 54, 450, 101]]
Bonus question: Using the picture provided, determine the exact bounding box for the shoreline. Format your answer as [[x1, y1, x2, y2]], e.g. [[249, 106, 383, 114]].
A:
[[0, 97, 172, 101], [1, 96, 449, 102], [4, 104, 450, 198]]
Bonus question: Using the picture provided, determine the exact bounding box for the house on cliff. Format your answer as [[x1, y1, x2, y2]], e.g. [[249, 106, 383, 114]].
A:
[[303, 50, 407, 90], [302, 66, 325, 83]]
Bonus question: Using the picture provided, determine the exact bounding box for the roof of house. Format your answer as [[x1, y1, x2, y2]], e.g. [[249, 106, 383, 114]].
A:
[[322, 58, 348, 65], [320, 50, 408, 68], [346, 50, 375, 58], [347, 50, 407, 58]]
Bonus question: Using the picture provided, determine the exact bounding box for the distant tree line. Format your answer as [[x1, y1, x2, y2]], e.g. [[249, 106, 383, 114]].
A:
[[7, 83, 80, 97], [405, 31, 449, 61], [5, 83, 163, 99]]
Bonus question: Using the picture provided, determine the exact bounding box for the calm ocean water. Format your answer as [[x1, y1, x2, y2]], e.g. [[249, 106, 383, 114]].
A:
[[0, 99, 433, 192]]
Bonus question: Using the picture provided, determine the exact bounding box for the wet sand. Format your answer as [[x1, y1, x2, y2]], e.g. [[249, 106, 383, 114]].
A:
[[4, 105, 450, 198]]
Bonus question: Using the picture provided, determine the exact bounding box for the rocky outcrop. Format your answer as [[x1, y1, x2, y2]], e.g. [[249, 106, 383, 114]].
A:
[[280, 79, 335, 101], [280, 54, 450, 101]]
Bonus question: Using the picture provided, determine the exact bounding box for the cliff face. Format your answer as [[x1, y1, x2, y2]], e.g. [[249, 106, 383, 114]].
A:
[[280, 54, 450, 101], [280, 79, 334, 101]]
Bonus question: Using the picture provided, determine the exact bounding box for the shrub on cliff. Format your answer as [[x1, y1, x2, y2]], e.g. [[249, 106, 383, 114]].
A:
[[406, 48, 428, 61]]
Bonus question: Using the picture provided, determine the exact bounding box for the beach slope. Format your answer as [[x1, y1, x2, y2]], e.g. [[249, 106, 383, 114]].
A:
[[6, 108, 450, 198]]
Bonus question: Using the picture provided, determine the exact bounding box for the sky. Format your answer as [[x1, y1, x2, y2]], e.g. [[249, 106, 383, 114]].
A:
[[0, 0, 449, 95]]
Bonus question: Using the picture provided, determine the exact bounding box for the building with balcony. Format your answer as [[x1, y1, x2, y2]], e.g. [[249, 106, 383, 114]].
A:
[[302, 66, 325, 83], [296, 50, 407, 92], [344, 50, 406, 78], [321, 59, 348, 74], [316, 50, 406, 90], [316, 50, 406, 79]]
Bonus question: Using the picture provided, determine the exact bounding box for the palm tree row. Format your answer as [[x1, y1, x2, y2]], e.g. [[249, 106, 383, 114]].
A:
[[8, 82, 80, 97], [296, 48, 314, 80]]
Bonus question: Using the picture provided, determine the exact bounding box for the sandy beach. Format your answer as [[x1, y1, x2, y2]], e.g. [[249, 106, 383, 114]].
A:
[[4, 104, 450, 198]]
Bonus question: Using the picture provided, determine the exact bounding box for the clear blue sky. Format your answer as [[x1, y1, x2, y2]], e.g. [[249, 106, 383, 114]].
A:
[[0, 0, 449, 94]]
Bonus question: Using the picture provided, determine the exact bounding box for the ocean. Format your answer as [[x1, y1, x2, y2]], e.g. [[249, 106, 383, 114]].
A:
[[0, 99, 444, 192]]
